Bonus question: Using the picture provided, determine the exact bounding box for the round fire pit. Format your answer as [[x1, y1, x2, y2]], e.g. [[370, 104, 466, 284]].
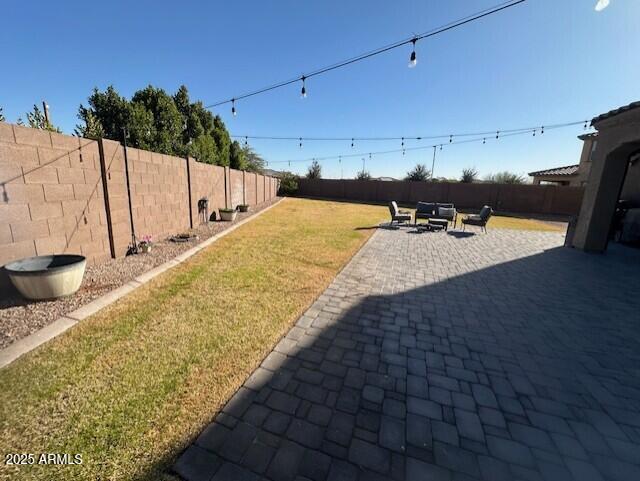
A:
[[4, 254, 86, 300]]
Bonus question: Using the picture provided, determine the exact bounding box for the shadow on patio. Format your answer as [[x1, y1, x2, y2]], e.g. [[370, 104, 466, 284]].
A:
[[163, 230, 640, 481]]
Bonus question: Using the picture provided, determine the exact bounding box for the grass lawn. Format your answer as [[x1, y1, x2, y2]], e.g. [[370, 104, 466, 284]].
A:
[[0, 198, 561, 481], [483, 214, 564, 232], [0, 198, 386, 481]]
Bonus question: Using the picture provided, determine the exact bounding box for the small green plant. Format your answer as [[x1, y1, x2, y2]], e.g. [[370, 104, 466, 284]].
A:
[[24, 104, 61, 132], [278, 172, 299, 196]]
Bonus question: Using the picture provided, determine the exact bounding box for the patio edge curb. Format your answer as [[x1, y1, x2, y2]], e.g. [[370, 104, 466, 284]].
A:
[[0, 198, 285, 369]]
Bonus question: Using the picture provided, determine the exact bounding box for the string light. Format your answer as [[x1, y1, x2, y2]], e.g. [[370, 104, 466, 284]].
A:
[[541, 125, 545, 134], [533, 129, 536, 137], [299, 137, 303, 148], [408, 38, 418, 68], [300, 76, 307, 98], [231, 98, 237, 116], [449, 135, 453, 143], [205, 1, 526, 110], [267, 120, 590, 166], [351, 138, 354, 148], [496, 130, 500, 140], [584, 120, 588, 129]]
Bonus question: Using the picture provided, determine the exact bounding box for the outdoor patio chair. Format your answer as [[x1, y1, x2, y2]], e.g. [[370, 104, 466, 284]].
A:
[[461, 205, 493, 233], [388, 201, 412, 225]]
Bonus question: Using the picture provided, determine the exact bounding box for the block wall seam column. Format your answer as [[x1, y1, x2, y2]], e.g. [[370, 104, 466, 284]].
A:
[[97, 138, 116, 258], [186, 156, 193, 229]]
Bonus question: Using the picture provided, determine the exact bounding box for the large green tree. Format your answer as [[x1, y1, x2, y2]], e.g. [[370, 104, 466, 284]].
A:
[[75, 85, 251, 167]]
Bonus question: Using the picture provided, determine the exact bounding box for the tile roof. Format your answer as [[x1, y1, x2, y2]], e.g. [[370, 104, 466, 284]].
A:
[[592, 101, 640, 124], [528, 164, 579, 177]]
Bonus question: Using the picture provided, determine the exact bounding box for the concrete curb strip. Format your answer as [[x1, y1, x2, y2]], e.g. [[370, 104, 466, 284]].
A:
[[0, 198, 285, 369]]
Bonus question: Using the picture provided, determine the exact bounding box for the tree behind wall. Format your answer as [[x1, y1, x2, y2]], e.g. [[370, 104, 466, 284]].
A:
[[355, 170, 372, 180], [75, 85, 243, 167], [306, 160, 322, 179], [405, 164, 431, 181], [484, 171, 526, 184], [22, 104, 61, 132], [461, 167, 479, 183]]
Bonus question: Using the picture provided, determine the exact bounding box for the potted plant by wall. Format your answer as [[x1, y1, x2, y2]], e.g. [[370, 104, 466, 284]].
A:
[[138, 235, 153, 253], [219, 207, 237, 221], [238, 204, 250, 213]]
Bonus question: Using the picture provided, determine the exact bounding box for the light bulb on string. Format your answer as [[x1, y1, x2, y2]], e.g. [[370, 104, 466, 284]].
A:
[[541, 126, 545, 134], [449, 135, 453, 143], [483, 138, 486, 144], [299, 137, 303, 148], [351, 138, 354, 148], [244, 136, 248, 146], [584, 120, 588, 130], [300, 76, 307, 98], [439, 144, 443, 151], [408, 38, 417, 68], [496, 131, 500, 140], [533, 129, 536, 137], [231, 99, 237, 116]]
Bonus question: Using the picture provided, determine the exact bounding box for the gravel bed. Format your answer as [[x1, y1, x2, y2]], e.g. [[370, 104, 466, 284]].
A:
[[0, 198, 281, 350]]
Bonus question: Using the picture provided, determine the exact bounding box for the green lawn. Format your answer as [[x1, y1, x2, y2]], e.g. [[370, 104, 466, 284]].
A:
[[0, 198, 386, 481]]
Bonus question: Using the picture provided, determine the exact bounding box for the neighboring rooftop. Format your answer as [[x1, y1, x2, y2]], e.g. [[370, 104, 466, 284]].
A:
[[592, 100, 640, 124], [528, 164, 579, 177]]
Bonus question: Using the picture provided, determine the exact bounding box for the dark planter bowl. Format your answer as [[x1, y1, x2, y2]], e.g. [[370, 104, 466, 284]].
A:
[[4, 254, 86, 300], [238, 205, 250, 213]]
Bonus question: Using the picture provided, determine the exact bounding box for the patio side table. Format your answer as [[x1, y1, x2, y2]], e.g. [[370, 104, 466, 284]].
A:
[[429, 218, 449, 231]]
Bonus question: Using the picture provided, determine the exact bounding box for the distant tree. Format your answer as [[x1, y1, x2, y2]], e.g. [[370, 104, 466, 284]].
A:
[[242, 145, 266, 173], [355, 170, 372, 180], [75, 105, 104, 139], [484, 171, 525, 184], [229, 140, 247, 170], [24, 104, 61, 132], [0, 107, 5, 122], [405, 163, 431, 182], [460, 167, 479, 183], [278, 172, 299, 196], [306, 160, 322, 179]]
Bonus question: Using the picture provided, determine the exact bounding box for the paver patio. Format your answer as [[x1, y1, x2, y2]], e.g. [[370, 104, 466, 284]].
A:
[[174, 227, 640, 481]]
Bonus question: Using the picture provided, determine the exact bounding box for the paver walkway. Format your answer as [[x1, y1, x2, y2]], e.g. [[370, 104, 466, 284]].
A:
[[174, 227, 640, 481]]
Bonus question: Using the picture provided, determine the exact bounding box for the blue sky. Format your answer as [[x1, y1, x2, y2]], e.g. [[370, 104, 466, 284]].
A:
[[2, 0, 638, 180]]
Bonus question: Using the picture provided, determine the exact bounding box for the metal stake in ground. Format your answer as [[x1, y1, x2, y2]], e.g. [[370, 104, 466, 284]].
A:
[[121, 127, 138, 254]]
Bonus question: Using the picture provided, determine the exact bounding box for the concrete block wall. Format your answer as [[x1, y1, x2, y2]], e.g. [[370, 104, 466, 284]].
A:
[[229, 169, 244, 208], [0, 121, 280, 267], [0, 124, 111, 266], [125, 147, 190, 243], [189, 160, 226, 224], [297, 178, 584, 216]]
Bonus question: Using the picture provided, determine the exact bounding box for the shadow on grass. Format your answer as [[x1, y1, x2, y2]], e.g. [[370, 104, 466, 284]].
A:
[[137, 239, 640, 481]]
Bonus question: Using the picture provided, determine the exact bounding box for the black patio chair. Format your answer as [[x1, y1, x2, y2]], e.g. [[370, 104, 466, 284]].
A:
[[461, 206, 493, 233], [388, 201, 412, 225]]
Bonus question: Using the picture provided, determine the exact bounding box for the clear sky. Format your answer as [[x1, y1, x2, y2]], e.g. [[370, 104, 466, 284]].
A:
[[2, 0, 638, 180]]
